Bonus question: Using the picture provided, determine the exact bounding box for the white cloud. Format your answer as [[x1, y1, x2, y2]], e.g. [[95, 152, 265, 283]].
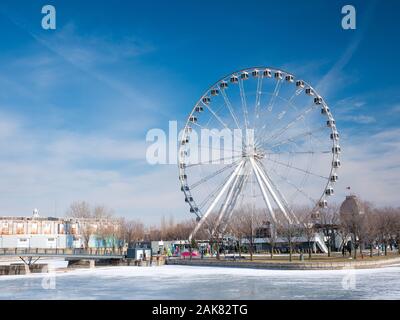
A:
[[340, 114, 376, 124], [331, 97, 376, 124], [391, 105, 400, 113], [0, 110, 399, 224], [334, 128, 400, 206], [0, 111, 187, 224]]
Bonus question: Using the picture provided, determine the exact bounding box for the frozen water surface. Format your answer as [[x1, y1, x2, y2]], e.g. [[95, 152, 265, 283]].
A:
[[1, 265, 400, 300]]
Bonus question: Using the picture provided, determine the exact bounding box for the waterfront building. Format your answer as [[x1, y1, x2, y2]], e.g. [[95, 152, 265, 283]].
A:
[[0, 210, 119, 249]]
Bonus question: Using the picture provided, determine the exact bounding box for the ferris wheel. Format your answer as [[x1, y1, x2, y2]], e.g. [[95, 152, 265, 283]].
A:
[[178, 67, 341, 239]]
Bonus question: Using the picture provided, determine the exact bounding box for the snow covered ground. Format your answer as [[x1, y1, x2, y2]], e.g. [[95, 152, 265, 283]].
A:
[[1, 264, 400, 300]]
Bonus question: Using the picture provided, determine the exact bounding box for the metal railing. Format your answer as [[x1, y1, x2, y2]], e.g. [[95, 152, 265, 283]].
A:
[[0, 248, 126, 257]]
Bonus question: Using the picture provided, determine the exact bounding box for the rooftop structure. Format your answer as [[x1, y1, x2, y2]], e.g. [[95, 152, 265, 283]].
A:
[[340, 195, 364, 221]]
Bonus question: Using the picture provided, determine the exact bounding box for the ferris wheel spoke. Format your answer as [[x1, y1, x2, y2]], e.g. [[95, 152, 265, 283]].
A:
[[256, 160, 299, 224], [220, 89, 242, 131], [261, 88, 303, 141], [189, 160, 245, 241], [201, 101, 229, 128], [266, 79, 282, 113], [198, 169, 237, 210], [190, 122, 244, 153], [275, 87, 303, 118], [251, 158, 293, 224], [254, 76, 264, 123], [266, 163, 317, 206], [270, 125, 326, 148], [259, 125, 327, 150], [199, 102, 245, 145], [189, 159, 242, 190], [264, 150, 331, 155], [262, 157, 329, 180], [258, 103, 317, 147], [220, 89, 248, 147], [249, 158, 276, 223], [238, 78, 250, 130], [254, 93, 300, 146], [220, 164, 250, 233], [194, 143, 243, 155], [212, 161, 246, 234], [184, 154, 242, 168]]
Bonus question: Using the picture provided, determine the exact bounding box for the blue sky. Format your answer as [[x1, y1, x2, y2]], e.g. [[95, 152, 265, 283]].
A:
[[0, 0, 399, 223]]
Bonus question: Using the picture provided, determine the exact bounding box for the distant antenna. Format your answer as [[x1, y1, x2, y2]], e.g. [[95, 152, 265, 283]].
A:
[[33, 208, 39, 218]]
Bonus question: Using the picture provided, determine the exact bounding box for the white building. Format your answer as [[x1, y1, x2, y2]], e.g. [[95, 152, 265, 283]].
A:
[[0, 210, 119, 249]]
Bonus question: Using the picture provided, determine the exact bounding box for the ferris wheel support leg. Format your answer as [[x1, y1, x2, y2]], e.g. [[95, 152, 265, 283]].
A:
[[258, 162, 300, 224], [252, 159, 293, 224], [220, 167, 250, 235], [189, 160, 245, 241], [250, 158, 277, 224], [212, 161, 245, 235]]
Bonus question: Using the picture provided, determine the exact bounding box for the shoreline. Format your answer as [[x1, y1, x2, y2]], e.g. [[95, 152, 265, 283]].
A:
[[1, 255, 400, 276], [165, 256, 400, 270]]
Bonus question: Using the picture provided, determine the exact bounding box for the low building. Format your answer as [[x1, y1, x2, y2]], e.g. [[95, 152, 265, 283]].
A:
[[0, 210, 119, 249]]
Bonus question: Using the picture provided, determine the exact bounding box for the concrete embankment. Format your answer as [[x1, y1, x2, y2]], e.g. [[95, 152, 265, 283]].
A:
[[67, 257, 165, 268], [165, 257, 400, 270], [0, 264, 48, 275], [0, 255, 166, 276]]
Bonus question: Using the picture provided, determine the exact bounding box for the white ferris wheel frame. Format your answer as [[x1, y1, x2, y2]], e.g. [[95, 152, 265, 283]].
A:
[[178, 67, 341, 240]]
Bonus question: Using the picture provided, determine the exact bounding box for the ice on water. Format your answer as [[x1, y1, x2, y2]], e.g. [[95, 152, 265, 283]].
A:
[[1, 265, 400, 300]]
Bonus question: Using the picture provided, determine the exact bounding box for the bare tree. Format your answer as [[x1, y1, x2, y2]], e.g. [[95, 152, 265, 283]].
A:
[[319, 203, 339, 257], [202, 212, 223, 259], [147, 225, 162, 242], [340, 205, 364, 260], [77, 221, 94, 249], [375, 207, 398, 256], [66, 201, 92, 248], [229, 211, 247, 258], [277, 212, 302, 262], [92, 206, 114, 249], [66, 202, 117, 249], [234, 206, 264, 261], [337, 218, 351, 257], [362, 210, 378, 257], [93, 205, 114, 219], [66, 201, 91, 218], [174, 219, 196, 241], [356, 201, 375, 258], [391, 208, 400, 255], [296, 206, 315, 259], [120, 218, 145, 247], [269, 223, 277, 259]]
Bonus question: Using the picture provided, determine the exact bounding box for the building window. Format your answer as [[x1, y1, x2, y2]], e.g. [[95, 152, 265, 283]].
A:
[[58, 224, 65, 234], [16, 223, 25, 235], [31, 223, 38, 234], [1, 223, 9, 235], [43, 223, 51, 235]]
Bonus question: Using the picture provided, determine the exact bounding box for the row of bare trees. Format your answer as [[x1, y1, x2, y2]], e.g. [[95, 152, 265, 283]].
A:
[[66, 201, 115, 248], [65, 202, 195, 249], [340, 204, 400, 259], [65, 201, 400, 260], [66, 201, 146, 250], [187, 202, 400, 261], [147, 216, 196, 242]]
